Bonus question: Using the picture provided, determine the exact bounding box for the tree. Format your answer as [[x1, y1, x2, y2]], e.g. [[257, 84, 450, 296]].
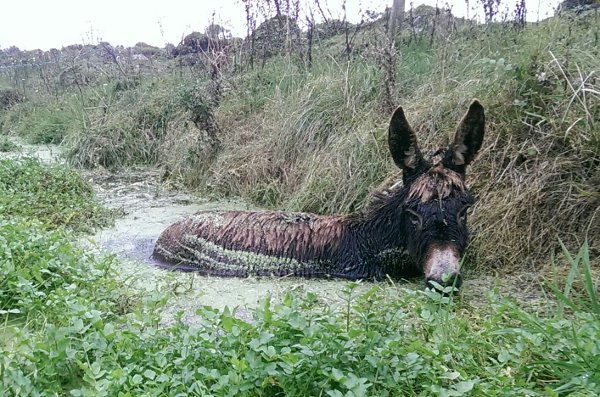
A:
[[388, 0, 405, 41]]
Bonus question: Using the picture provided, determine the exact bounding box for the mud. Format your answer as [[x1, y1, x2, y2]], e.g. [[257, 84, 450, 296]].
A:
[[1, 137, 552, 327], [82, 166, 411, 325]]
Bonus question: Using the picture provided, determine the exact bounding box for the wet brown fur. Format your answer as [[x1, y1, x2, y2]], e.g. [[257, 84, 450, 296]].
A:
[[408, 163, 467, 202], [156, 211, 344, 263]]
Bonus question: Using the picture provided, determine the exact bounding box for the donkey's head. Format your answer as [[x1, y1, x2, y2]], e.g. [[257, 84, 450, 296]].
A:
[[388, 100, 485, 291]]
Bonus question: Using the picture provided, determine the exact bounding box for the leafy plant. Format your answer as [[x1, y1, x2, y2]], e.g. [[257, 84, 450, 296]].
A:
[[0, 158, 113, 231], [2, 235, 599, 396]]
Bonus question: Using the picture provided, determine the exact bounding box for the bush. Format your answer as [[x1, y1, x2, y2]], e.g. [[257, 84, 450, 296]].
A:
[[0, 220, 141, 395], [16, 107, 78, 144], [2, 239, 599, 396], [0, 221, 128, 324], [0, 158, 113, 231], [0, 88, 24, 110], [66, 78, 188, 168]]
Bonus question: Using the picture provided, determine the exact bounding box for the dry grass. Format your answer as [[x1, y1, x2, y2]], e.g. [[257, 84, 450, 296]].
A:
[[2, 12, 597, 274], [200, 13, 600, 273]]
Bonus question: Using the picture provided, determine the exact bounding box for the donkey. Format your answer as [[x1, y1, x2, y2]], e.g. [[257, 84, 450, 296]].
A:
[[153, 100, 485, 290]]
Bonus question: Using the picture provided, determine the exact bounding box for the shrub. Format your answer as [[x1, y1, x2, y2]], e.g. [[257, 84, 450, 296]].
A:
[[16, 107, 78, 144], [0, 88, 24, 110], [2, 242, 599, 396], [0, 158, 113, 231]]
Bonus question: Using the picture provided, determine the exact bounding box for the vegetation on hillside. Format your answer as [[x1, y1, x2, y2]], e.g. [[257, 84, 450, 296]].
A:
[[1, 5, 598, 272], [1, 2, 599, 395]]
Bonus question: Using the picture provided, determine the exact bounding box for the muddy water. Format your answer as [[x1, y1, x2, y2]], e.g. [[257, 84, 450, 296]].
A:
[[82, 167, 549, 325], [2, 138, 403, 325], [2, 138, 548, 326], [84, 167, 410, 325], [0, 138, 65, 163]]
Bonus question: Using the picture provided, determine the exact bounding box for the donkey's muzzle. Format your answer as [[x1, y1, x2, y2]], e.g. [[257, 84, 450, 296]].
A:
[[423, 244, 463, 293]]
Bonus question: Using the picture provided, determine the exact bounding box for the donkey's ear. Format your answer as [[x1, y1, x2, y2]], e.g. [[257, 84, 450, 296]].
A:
[[388, 106, 424, 173], [445, 100, 485, 174]]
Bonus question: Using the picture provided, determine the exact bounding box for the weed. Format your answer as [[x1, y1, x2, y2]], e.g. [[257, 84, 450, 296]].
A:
[[0, 158, 113, 231], [0, 137, 20, 152], [1, 234, 598, 395], [16, 106, 78, 144]]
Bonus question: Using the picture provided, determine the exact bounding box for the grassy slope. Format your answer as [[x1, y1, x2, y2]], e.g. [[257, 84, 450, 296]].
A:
[[211, 16, 600, 272], [0, 14, 599, 395], [4, 12, 597, 272]]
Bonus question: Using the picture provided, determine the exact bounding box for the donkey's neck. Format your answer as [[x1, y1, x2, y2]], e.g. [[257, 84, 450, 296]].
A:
[[342, 188, 415, 278]]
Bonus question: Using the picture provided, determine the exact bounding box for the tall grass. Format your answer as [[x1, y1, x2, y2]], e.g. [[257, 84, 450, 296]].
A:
[[209, 13, 600, 271], [0, 12, 598, 271]]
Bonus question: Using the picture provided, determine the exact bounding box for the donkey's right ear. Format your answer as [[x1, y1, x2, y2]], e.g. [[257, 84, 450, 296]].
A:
[[388, 106, 424, 173]]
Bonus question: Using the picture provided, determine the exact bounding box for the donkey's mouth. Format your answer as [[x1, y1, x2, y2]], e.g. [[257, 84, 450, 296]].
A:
[[425, 273, 463, 294]]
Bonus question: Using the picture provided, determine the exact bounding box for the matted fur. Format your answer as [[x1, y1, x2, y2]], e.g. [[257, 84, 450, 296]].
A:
[[408, 163, 467, 202], [154, 211, 346, 277]]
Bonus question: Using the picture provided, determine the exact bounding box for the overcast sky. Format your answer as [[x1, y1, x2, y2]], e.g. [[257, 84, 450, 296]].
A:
[[1, 0, 560, 51]]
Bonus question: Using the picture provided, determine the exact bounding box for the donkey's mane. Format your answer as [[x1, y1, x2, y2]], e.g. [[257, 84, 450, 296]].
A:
[[352, 181, 406, 223], [355, 159, 467, 224], [408, 165, 466, 203]]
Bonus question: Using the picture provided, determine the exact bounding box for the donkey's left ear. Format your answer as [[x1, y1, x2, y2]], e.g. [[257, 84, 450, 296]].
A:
[[444, 100, 485, 174]]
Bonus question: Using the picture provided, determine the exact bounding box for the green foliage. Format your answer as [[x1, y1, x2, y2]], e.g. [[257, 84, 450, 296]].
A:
[[1, 235, 598, 396], [0, 136, 20, 152], [0, 158, 112, 231], [0, 220, 130, 325], [178, 83, 216, 130], [65, 78, 194, 168], [16, 106, 78, 144], [0, 221, 140, 395]]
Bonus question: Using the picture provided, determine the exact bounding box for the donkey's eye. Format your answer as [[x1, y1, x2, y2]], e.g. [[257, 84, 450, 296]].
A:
[[457, 205, 471, 225], [405, 209, 423, 229]]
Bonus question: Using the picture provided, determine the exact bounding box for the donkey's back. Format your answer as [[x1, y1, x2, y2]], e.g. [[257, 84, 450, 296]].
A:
[[153, 210, 346, 277]]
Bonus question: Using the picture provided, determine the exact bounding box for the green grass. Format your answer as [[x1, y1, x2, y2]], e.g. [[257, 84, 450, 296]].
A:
[[63, 77, 210, 169], [0, 158, 113, 231], [14, 106, 79, 145], [0, 137, 20, 152], [1, 220, 598, 396]]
